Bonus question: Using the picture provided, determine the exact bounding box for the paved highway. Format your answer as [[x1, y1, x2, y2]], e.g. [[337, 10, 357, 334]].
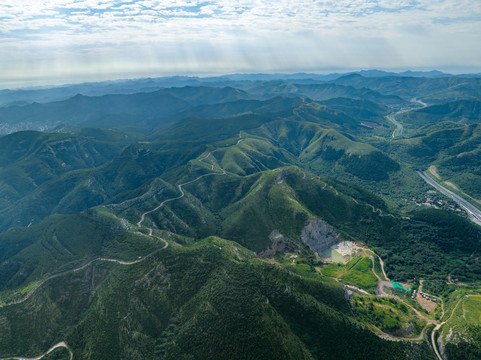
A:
[[417, 171, 481, 225], [387, 107, 412, 138], [388, 98, 427, 138], [387, 113, 404, 137]]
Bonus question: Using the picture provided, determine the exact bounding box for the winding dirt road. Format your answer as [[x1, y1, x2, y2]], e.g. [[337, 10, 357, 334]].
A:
[[137, 163, 226, 227], [137, 142, 241, 228], [411, 98, 428, 108], [0, 232, 167, 309], [431, 297, 463, 360], [0, 342, 73, 360], [364, 249, 390, 281], [361, 249, 479, 360], [0, 136, 242, 360], [356, 250, 438, 342], [429, 295, 481, 360]]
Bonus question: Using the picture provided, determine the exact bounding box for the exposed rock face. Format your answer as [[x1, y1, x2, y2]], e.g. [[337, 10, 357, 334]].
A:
[[260, 230, 292, 257], [301, 218, 343, 254]]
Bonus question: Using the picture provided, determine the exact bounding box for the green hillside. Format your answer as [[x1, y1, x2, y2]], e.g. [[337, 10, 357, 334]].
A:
[[0, 86, 252, 134], [398, 98, 481, 131], [389, 123, 481, 198], [0, 232, 433, 360], [331, 74, 481, 102], [0, 208, 159, 294], [0, 103, 401, 231], [0, 130, 129, 209], [239, 81, 406, 106], [0, 77, 480, 359]]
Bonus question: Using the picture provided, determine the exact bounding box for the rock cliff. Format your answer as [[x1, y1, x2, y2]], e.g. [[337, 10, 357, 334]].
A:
[[301, 218, 343, 254]]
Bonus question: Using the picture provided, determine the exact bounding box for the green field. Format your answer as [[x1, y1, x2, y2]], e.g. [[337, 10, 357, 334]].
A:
[[352, 296, 426, 338], [321, 255, 379, 293], [441, 295, 481, 359], [443, 295, 481, 331], [340, 256, 378, 292], [320, 256, 363, 278]]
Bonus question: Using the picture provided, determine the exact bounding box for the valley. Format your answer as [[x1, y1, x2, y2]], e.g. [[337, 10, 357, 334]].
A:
[[387, 112, 404, 137], [0, 72, 480, 359]]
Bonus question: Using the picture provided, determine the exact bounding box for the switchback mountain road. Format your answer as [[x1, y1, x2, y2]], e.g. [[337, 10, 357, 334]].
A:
[[136, 138, 244, 227], [137, 165, 226, 227], [0, 137, 241, 359], [417, 171, 481, 225]]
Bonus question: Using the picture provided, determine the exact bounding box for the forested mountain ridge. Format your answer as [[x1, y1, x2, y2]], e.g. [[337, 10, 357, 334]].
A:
[[0, 72, 480, 359]]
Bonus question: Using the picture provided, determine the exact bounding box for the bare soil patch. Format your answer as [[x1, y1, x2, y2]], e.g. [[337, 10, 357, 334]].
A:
[[417, 293, 437, 313], [428, 165, 441, 179], [444, 181, 460, 191]]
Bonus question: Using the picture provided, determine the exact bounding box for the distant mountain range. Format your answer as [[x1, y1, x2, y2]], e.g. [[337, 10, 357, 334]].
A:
[[1, 70, 481, 106]]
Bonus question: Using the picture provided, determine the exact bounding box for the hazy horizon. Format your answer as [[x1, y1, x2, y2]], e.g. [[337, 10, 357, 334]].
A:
[[3, 67, 481, 91], [1, 0, 481, 89]]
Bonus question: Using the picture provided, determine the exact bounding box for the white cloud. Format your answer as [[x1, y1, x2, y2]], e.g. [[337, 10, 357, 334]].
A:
[[0, 0, 480, 87]]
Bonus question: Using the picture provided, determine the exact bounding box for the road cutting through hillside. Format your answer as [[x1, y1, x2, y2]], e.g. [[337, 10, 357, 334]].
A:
[[0, 136, 243, 360], [0, 231, 167, 309], [0, 342, 73, 360], [137, 164, 226, 227], [417, 171, 481, 225], [429, 294, 481, 360], [0, 216, 168, 360], [136, 136, 245, 228], [411, 98, 428, 108], [431, 297, 463, 360], [363, 249, 390, 281]]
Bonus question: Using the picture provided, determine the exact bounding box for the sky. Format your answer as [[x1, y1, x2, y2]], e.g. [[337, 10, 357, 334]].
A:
[[1, 0, 481, 88]]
